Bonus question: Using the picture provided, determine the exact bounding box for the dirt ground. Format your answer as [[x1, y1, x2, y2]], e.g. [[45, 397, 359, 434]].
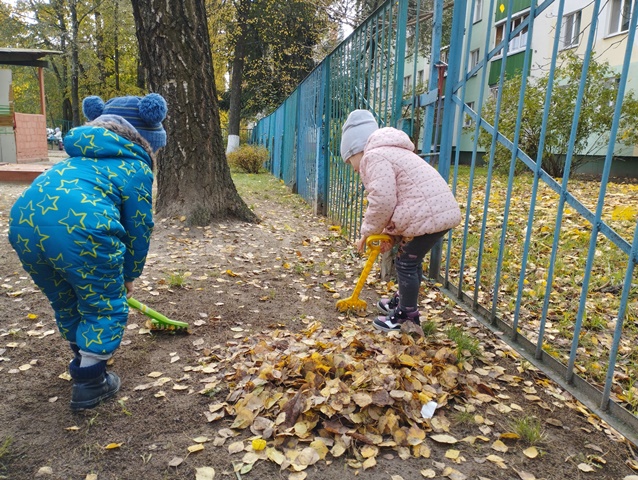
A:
[[1, 171, 637, 480]]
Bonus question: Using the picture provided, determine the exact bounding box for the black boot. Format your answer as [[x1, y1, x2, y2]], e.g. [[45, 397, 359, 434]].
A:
[[68, 359, 120, 411]]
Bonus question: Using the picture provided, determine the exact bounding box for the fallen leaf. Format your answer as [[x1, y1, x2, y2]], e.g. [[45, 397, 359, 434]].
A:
[[578, 463, 595, 472], [188, 444, 205, 453], [168, 457, 183, 467], [430, 434, 458, 444], [523, 446, 539, 459], [104, 443, 122, 450], [195, 466, 216, 480]]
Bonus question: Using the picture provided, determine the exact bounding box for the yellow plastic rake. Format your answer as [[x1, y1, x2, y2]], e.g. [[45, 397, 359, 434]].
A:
[[336, 234, 392, 313]]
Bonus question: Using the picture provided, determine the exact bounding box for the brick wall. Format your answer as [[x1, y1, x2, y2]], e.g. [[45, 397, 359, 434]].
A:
[[14, 113, 48, 163]]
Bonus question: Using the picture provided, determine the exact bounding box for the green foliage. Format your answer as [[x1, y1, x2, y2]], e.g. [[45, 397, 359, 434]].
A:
[[474, 51, 638, 178], [227, 145, 269, 173], [7, 0, 143, 124], [508, 415, 546, 445], [216, 0, 331, 118], [446, 326, 481, 359], [167, 272, 187, 288]]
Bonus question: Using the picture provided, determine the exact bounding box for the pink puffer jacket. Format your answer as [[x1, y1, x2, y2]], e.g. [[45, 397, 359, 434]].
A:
[[359, 127, 462, 239]]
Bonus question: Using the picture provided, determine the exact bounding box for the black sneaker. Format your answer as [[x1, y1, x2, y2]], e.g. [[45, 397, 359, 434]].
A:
[[373, 308, 420, 332], [377, 293, 399, 314]]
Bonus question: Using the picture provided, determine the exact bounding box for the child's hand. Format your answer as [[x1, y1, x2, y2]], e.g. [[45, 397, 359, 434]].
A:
[[125, 281, 134, 298], [355, 237, 366, 253], [379, 238, 394, 253]]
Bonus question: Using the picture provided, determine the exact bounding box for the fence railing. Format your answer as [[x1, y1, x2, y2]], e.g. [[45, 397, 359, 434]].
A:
[[251, 0, 638, 444]]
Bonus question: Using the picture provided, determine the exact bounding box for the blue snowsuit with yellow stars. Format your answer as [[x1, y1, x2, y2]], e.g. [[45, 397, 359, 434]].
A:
[[8, 124, 154, 357]]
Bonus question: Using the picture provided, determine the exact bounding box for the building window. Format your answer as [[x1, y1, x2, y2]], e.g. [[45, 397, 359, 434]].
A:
[[561, 10, 581, 49], [440, 46, 449, 65], [417, 69, 424, 86], [470, 49, 480, 73], [494, 13, 528, 57], [609, 0, 631, 35], [403, 75, 412, 91], [473, 0, 483, 23], [464, 102, 475, 127]]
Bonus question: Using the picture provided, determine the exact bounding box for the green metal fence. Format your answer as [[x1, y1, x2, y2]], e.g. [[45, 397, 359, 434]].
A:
[[251, 0, 638, 444]]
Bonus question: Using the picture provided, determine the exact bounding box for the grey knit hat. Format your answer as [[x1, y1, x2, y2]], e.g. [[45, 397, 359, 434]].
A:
[[340, 110, 379, 161]]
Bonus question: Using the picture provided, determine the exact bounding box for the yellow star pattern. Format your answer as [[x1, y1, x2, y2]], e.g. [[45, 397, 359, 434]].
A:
[[18, 201, 36, 227], [80, 193, 100, 206], [54, 163, 77, 176], [76, 283, 97, 300], [93, 176, 115, 198], [118, 161, 136, 176], [56, 178, 82, 194], [50, 253, 73, 272], [132, 210, 147, 228], [14, 235, 31, 255], [76, 263, 98, 279], [75, 235, 101, 258], [58, 208, 87, 234], [36, 194, 60, 215], [82, 324, 104, 348], [94, 210, 113, 230], [34, 226, 50, 251], [74, 133, 98, 155]]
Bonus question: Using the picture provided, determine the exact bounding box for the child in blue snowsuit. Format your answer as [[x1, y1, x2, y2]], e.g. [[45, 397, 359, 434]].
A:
[[8, 93, 167, 410]]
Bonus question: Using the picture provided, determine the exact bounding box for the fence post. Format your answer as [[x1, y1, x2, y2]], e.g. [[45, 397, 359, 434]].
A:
[[317, 56, 331, 216], [392, 0, 409, 126], [428, 0, 467, 279]]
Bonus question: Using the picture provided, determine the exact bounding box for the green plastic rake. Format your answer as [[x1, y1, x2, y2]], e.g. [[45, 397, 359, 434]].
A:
[[127, 297, 189, 332]]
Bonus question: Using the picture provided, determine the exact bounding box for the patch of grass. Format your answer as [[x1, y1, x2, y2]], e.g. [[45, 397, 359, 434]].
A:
[[509, 415, 546, 445], [451, 409, 476, 426], [421, 320, 437, 336], [0, 437, 13, 462], [167, 272, 187, 288], [118, 399, 132, 416], [446, 326, 481, 359]]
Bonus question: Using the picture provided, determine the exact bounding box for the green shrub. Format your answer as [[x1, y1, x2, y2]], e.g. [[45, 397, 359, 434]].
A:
[[227, 145, 269, 173]]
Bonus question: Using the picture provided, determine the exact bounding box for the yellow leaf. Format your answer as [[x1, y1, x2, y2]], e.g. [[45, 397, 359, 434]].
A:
[[611, 205, 637, 221], [226, 269, 238, 277], [445, 449, 460, 459], [491, 440, 509, 453], [188, 444, 205, 453], [362, 457, 377, 470], [523, 446, 539, 458], [27, 313, 38, 320], [430, 434, 458, 444], [252, 439, 267, 451], [104, 442, 123, 450], [360, 445, 378, 458], [499, 432, 520, 440], [267, 447, 286, 465]]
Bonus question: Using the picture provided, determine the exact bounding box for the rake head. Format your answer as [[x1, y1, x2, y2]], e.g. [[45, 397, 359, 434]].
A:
[[336, 296, 368, 313], [128, 297, 190, 333]]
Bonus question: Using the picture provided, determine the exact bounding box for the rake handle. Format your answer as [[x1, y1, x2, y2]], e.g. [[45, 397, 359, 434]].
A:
[[349, 234, 392, 300], [128, 297, 172, 324]]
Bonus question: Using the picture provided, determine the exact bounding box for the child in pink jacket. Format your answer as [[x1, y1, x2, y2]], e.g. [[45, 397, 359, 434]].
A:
[[340, 109, 462, 332]]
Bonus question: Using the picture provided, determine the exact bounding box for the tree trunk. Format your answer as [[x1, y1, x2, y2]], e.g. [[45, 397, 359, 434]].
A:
[[94, 1, 107, 90], [131, 0, 258, 225], [226, 0, 250, 155], [114, 0, 120, 91], [70, 0, 81, 126]]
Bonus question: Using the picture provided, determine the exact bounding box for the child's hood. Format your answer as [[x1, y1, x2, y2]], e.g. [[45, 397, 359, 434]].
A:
[[63, 120, 154, 168], [365, 127, 415, 154]]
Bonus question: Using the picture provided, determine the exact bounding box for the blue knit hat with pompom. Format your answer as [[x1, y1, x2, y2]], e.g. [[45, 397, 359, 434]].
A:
[[82, 93, 168, 152]]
